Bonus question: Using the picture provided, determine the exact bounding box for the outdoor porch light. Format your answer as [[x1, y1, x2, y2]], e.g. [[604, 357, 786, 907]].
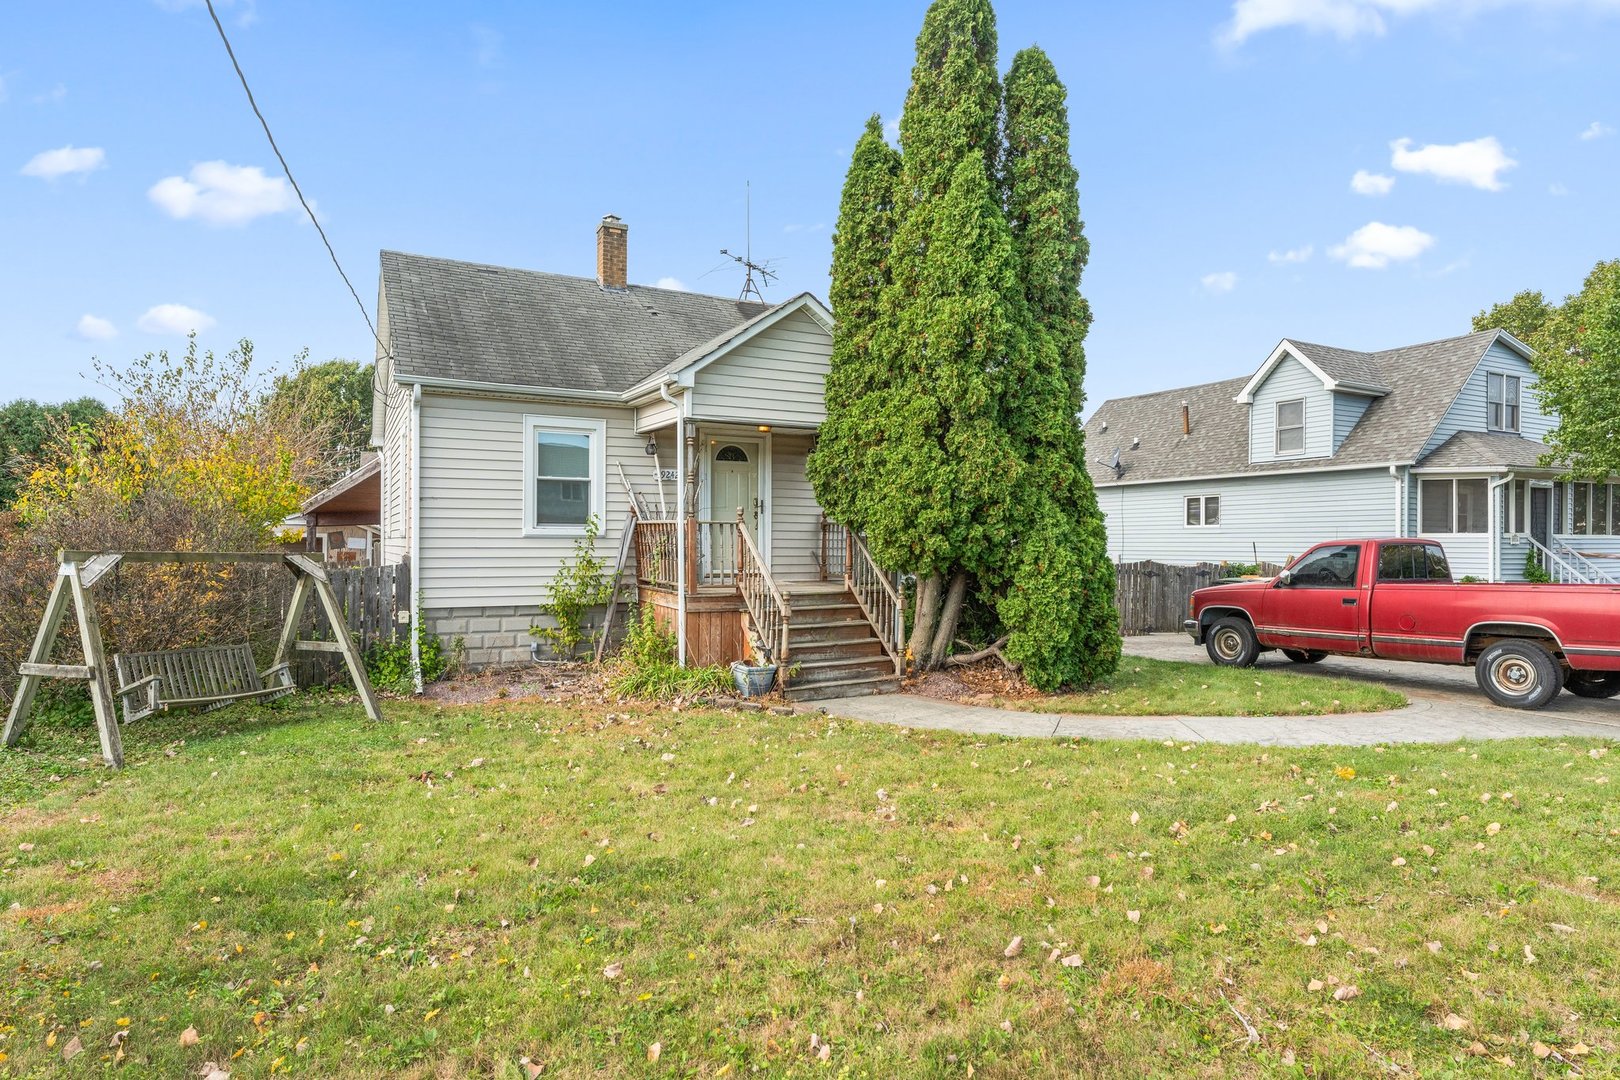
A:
[[644, 437, 658, 456], [757, 425, 771, 433]]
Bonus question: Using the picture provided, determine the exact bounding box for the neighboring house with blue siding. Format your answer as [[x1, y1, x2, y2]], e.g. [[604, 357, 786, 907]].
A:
[[1084, 329, 1620, 584]]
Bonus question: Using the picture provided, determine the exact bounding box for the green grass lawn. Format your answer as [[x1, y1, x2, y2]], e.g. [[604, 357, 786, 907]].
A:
[[0, 696, 1616, 1077], [1000, 657, 1406, 717]]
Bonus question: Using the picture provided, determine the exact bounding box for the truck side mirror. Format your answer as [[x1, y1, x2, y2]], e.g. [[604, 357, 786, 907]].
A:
[[1276, 569, 1294, 586]]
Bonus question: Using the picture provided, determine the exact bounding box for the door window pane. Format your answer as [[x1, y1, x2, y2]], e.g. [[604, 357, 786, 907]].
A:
[[1289, 544, 1361, 588], [1455, 479, 1489, 533], [1420, 480, 1453, 533]]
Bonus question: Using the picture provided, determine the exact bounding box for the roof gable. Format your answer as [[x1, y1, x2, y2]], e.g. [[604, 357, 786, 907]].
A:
[[1085, 328, 1509, 485], [1235, 340, 1391, 403]]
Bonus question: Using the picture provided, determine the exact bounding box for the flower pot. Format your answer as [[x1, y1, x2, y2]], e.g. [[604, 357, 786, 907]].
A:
[[730, 661, 778, 699]]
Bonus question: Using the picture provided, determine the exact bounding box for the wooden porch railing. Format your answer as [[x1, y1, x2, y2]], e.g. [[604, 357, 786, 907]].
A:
[[697, 519, 741, 587], [634, 520, 679, 590], [818, 514, 848, 581], [845, 528, 905, 676], [736, 508, 792, 666]]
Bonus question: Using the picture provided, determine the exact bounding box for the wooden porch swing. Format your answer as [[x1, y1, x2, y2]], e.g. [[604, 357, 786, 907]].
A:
[[2, 550, 383, 768]]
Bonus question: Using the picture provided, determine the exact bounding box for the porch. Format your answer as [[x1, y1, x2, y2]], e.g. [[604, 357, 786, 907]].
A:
[[629, 511, 904, 700]]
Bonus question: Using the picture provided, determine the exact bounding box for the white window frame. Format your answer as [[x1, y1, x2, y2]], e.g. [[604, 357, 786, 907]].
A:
[[1184, 494, 1220, 528], [1486, 372, 1521, 433], [1275, 398, 1306, 456], [522, 414, 607, 537], [1418, 476, 1490, 535]]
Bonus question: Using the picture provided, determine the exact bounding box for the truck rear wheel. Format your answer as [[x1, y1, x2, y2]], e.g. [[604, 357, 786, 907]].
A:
[[1206, 617, 1259, 668], [1282, 649, 1326, 664], [1565, 671, 1620, 699], [1475, 640, 1561, 710]]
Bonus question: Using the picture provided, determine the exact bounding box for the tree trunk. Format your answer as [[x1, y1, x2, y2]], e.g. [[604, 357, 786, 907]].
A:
[[907, 574, 942, 671], [924, 571, 969, 670]]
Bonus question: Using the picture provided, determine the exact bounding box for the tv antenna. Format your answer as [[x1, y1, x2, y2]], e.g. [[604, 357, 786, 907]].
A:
[[720, 181, 777, 303]]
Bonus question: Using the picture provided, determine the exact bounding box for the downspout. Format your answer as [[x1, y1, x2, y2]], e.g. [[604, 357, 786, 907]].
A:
[[660, 378, 689, 666], [410, 383, 424, 693], [1389, 465, 1402, 536], [1489, 473, 1514, 582]]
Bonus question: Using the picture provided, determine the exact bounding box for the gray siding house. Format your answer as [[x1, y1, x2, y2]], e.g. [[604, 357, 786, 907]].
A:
[[371, 217, 903, 697], [1083, 329, 1620, 583]]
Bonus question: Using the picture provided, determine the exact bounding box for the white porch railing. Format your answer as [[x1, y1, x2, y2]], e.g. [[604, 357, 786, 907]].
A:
[[1525, 536, 1601, 584], [1550, 538, 1620, 584]]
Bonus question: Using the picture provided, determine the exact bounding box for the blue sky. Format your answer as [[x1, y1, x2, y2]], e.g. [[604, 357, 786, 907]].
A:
[[4, 0, 1619, 415]]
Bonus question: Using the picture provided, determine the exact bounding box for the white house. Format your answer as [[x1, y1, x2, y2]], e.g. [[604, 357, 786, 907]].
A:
[[371, 216, 902, 699], [1083, 329, 1620, 583]]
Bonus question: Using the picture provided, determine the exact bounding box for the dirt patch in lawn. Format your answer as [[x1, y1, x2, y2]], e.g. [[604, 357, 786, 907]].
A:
[[418, 662, 609, 707], [905, 659, 1043, 705]]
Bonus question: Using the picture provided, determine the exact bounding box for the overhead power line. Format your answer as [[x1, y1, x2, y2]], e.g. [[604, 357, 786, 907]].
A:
[[201, 0, 404, 408]]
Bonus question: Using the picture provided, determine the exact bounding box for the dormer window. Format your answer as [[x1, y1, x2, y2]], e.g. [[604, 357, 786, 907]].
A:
[[1275, 398, 1306, 455], [1487, 372, 1520, 432]]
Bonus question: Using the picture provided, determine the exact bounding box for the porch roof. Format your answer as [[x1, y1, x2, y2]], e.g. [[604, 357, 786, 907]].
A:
[[1415, 431, 1552, 471]]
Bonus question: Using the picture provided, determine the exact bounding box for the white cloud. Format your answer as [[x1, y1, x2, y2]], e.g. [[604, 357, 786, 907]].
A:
[[1390, 135, 1516, 190], [75, 314, 117, 341], [1329, 221, 1435, 269], [1350, 169, 1395, 195], [148, 161, 300, 226], [31, 83, 67, 105], [1219, 0, 1620, 47], [137, 303, 215, 335], [1549, 181, 1570, 196], [654, 277, 687, 292], [1268, 244, 1314, 264], [1579, 120, 1614, 141], [1201, 271, 1238, 294], [20, 145, 106, 180], [883, 116, 901, 144]]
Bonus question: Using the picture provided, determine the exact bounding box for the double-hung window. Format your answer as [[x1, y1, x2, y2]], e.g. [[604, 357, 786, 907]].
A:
[[1185, 495, 1220, 527], [523, 415, 606, 535], [1486, 372, 1521, 432], [1275, 399, 1306, 455]]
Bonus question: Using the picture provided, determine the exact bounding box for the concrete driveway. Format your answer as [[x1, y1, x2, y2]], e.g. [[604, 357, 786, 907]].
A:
[[823, 634, 1620, 746]]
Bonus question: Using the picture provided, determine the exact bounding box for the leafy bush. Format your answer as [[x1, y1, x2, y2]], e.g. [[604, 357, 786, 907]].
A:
[[1220, 561, 1263, 578], [607, 605, 731, 700], [1458, 574, 1483, 584], [364, 615, 452, 694], [531, 517, 617, 660], [1524, 551, 1552, 584]]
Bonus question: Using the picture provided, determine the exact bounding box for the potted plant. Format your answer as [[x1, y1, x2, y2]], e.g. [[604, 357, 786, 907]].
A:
[[730, 628, 778, 698]]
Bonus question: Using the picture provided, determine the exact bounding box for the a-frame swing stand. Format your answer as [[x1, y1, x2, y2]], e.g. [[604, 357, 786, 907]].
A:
[[2, 551, 384, 768]]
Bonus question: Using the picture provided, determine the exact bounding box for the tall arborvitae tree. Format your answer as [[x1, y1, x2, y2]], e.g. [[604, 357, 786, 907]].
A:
[[806, 116, 902, 531], [872, 0, 1027, 667], [997, 46, 1119, 687]]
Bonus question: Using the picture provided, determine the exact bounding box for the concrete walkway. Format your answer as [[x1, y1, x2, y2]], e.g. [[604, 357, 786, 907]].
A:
[[823, 634, 1620, 746]]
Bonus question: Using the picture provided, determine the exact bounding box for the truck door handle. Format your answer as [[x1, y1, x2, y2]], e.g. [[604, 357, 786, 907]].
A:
[[1342, 598, 1358, 606]]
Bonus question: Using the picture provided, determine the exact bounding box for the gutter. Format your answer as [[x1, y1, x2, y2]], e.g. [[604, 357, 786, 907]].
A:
[[410, 383, 424, 694]]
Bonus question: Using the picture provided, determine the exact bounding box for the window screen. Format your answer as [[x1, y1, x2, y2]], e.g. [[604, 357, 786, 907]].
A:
[[534, 429, 592, 527]]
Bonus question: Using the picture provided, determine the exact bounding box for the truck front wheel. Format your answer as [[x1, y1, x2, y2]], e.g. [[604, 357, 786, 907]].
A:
[[1565, 671, 1620, 699], [1206, 618, 1259, 668], [1475, 640, 1561, 710]]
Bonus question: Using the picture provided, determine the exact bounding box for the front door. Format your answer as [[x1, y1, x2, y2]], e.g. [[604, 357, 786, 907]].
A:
[[1530, 486, 1551, 548], [703, 437, 766, 580]]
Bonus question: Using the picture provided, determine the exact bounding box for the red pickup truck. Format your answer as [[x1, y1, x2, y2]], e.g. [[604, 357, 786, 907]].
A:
[[1185, 538, 1620, 709]]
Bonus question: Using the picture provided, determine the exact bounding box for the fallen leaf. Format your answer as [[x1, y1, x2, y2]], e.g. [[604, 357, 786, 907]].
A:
[[1549, 923, 1577, 934], [1569, 1042, 1591, 1056], [1307, 979, 1325, 992], [1425, 941, 1443, 953], [1391, 857, 1407, 867], [646, 1042, 662, 1063], [1441, 1013, 1469, 1031], [1486, 822, 1502, 836], [1130, 811, 1140, 826], [180, 1027, 201, 1047], [1003, 935, 1024, 959], [62, 1036, 83, 1062], [1523, 945, 1537, 964], [603, 961, 623, 979], [1084, 875, 1101, 888], [1532, 1042, 1552, 1060], [1061, 954, 1083, 967], [1126, 910, 1141, 924], [1332, 985, 1361, 1001]]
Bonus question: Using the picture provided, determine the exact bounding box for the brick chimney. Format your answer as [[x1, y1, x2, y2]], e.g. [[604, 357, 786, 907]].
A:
[[596, 214, 628, 289]]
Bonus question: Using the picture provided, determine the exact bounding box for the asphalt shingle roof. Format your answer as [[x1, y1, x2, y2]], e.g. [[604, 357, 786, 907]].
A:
[[380, 250, 772, 394], [1084, 329, 1516, 485], [1416, 431, 1552, 470]]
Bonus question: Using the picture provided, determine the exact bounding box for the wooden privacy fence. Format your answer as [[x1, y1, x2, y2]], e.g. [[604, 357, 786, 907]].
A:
[[1113, 560, 1285, 636], [283, 561, 410, 681]]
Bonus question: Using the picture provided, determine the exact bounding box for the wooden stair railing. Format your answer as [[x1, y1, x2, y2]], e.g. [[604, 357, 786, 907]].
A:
[[734, 508, 792, 673], [845, 528, 905, 676]]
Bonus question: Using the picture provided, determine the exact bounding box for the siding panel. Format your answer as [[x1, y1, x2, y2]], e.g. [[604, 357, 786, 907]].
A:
[[1248, 357, 1332, 463], [1332, 393, 1372, 453], [1098, 468, 1397, 566], [690, 310, 831, 427], [1422, 340, 1551, 458], [768, 432, 823, 581]]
